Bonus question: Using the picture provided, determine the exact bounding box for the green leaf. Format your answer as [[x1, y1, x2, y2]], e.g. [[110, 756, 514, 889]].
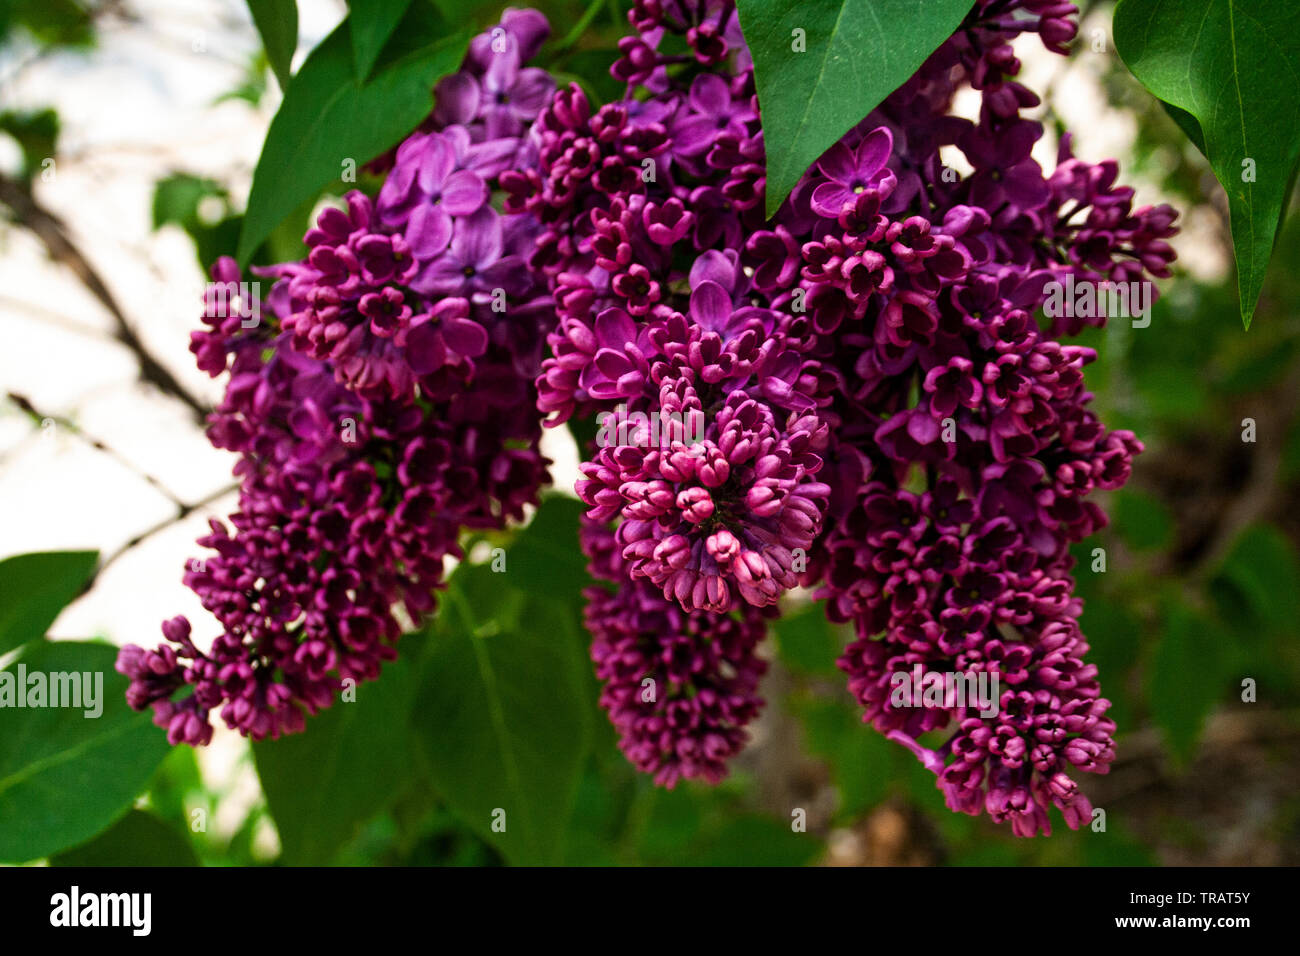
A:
[[0, 550, 98, 657], [0, 641, 170, 862], [506, 494, 592, 599], [1147, 602, 1225, 763], [1114, 0, 1300, 328], [0, 108, 59, 182], [773, 601, 843, 676], [50, 809, 199, 866], [246, 0, 298, 90], [235, 16, 470, 265], [414, 566, 593, 865], [348, 0, 414, 81], [737, 0, 974, 217], [684, 814, 820, 866], [1212, 522, 1300, 631], [152, 173, 228, 232], [253, 646, 424, 865], [1111, 487, 1174, 552]]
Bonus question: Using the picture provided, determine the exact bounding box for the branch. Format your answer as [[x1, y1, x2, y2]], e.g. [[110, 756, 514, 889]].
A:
[[86, 480, 239, 591], [7, 391, 187, 507], [0, 173, 210, 423]]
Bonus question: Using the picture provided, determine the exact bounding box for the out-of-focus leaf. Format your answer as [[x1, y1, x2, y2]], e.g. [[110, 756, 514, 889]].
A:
[[0, 641, 170, 862], [0, 109, 59, 182], [253, 646, 424, 865], [1147, 602, 1226, 763], [1111, 487, 1174, 552], [774, 602, 842, 676], [1212, 523, 1300, 631], [246, 0, 298, 89], [51, 809, 199, 867], [0, 550, 98, 656]]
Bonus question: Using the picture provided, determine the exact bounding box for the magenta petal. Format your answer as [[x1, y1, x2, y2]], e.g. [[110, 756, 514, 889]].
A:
[[689, 280, 733, 330], [855, 127, 894, 178], [689, 72, 731, 115], [434, 73, 480, 127], [404, 322, 447, 374], [594, 307, 637, 348], [415, 133, 457, 194], [594, 347, 634, 379], [688, 250, 738, 291], [816, 141, 857, 185], [510, 68, 555, 116], [811, 181, 853, 217], [441, 169, 489, 216], [442, 316, 489, 357], [451, 207, 503, 268], [405, 204, 452, 259], [907, 409, 941, 444]]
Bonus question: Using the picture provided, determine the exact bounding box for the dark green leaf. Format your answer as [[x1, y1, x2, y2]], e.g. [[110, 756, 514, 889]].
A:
[[348, 0, 414, 81], [797, 696, 891, 816], [51, 809, 199, 866], [246, 0, 298, 90], [414, 566, 593, 865], [0, 641, 170, 862], [1212, 522, 1300, 631], [684, 814, 819, 866], [1111, 487, 1174, 552], [505, 494, 592, 599], [0, 108, 59, 182], [236, 17, 469, 264], [1114, 0, 1300, 328], [253, 646, 423, 865], [774, 602, 843, 676], [0, 550, 98, 657], [1147, 602, 1225, 763], [738, 0, 974, 217]]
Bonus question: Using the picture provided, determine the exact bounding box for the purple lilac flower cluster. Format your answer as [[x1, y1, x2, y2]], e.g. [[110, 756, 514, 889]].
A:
[[121, 1, 1175, 837], [118, 10, 557, 745], [507, 0, 1175, 834]]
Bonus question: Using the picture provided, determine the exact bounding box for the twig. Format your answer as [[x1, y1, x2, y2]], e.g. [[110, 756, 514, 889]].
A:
[[87, 480, 239, 590], [7, 391, 187, 508], [0, 173, 210, 423]]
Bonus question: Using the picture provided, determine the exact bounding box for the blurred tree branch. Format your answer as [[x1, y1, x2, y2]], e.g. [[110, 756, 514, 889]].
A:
[[0, 172, 210, 423]]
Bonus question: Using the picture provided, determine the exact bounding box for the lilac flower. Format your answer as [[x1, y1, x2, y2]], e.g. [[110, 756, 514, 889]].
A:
[[810, 127, 897, 217]]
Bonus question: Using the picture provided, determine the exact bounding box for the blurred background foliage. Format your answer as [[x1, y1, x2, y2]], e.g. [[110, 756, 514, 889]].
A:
[[3, 0, 1298, 867]]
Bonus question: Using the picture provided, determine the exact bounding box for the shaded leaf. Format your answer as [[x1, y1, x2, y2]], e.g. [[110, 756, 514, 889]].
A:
[[253, 647, 423, 865], [348, 0, 414, 81], [51, 809, 199, 867], [414, 566, 592, 865]]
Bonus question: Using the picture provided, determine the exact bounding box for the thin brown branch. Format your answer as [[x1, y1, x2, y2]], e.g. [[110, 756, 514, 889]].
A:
[[7, 391, 187, 508], [0, 173, 210, 423], [86, 480, 239, 591]]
